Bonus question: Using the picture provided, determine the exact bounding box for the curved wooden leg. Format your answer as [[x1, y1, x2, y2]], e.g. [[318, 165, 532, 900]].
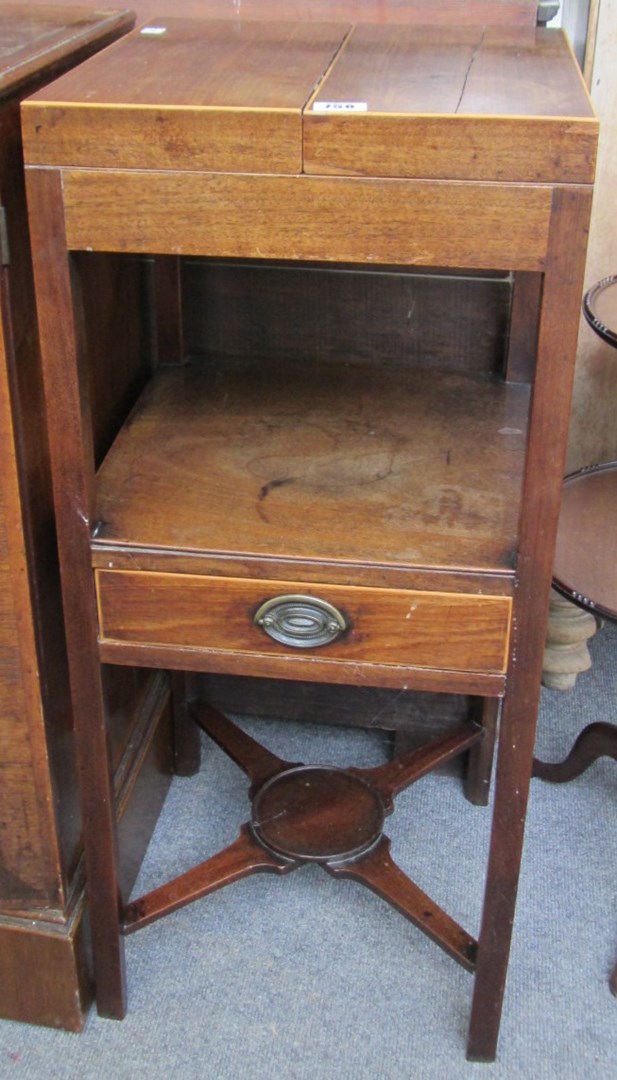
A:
[[533, 722, 617, 783]]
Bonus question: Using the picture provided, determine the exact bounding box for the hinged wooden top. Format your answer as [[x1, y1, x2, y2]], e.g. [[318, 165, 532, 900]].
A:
[[21, 16, 597, 182], [22, 18, 349, 174], [305, 24, 596, 182], [0, 4, 134, 102]]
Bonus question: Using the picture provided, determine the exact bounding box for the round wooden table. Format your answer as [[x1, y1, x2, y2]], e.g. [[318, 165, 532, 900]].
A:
[[534, 275, 617, 995], [553, 461, 617, 621]]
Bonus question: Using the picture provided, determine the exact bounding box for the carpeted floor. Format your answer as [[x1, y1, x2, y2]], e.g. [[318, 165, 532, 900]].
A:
[[1, 624, 616, 1079]]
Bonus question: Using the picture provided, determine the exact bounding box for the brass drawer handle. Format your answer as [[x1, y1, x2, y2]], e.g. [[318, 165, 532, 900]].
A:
[[254, 594, 347, 648]]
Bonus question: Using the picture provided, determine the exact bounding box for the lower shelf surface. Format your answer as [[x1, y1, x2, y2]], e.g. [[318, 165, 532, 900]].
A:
[[93, 357, 529, 578]]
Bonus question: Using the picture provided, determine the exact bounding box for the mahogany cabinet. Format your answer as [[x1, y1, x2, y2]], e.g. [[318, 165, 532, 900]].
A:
[[0, 4, 181, 1031], [22, 14, 597, 1059]]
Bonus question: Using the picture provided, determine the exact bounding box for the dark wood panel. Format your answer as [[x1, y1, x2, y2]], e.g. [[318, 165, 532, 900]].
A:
[[197, 673, 481, 780], [505, 272, 542, 382], [0, 912, 90, 1031], [0, 6, 141, 919], [0, 221, 62, 907], [73, 252, 153, 466], [183, 262, 511, 376], [0, 5, 134, 100], [0, 92, 79, 913], [114, 675, 174, 900]]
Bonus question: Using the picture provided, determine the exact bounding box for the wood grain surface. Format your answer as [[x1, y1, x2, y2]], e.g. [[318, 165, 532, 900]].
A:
[[92, 360, 529, 577], [182, 261, 511, 376], [25, 0, 540, 28], [310, 25, 593, 117], [22, 19, 596, 183], [0, 338, 58, 903], [22, 19, 347, 174], [96, 569, 511, 675], [305, 27, 596, 182], [0, 4, 133, 100], [57, 169, 553, 270]]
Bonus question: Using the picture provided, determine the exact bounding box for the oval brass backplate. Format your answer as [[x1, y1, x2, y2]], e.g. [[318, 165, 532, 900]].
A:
[[254, 594, 347, 648]]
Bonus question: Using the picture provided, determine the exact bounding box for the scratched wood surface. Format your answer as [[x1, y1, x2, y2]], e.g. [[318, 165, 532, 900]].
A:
[[22, 18, 596, 184], [93, 359, 529, 577], [56, 169, 552, 270], [22, 19, 347, 174], [305, 26, 597, 182], [0, 4, 133, 99]]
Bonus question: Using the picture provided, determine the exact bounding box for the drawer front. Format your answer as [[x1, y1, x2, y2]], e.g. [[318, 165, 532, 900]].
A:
[[96, 570, 511, 675]]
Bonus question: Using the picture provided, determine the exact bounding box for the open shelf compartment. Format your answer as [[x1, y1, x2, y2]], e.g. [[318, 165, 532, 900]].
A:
[[92, 355, 529, 584]]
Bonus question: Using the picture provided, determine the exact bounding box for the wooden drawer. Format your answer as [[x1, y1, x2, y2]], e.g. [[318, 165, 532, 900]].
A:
[[96, 570, 511, 676]]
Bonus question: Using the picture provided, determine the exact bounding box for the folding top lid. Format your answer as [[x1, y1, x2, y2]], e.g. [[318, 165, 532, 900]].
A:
[[22, 16, 597, 183], [22, 18, 349, 174], [310, 24, 594, 118], [24, 16, 347, 109], [0, 4, 134, 102], [305, 24, 597, 183]]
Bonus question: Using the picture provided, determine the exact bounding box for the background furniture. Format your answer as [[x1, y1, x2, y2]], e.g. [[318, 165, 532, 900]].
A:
[[0, 4, 182, 1031], [23, 16, 597, 1060], [534, 274, 617, 994]]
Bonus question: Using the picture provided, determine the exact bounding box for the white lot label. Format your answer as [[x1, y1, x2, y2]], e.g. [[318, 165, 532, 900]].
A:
[[312, 102, 368, 113]]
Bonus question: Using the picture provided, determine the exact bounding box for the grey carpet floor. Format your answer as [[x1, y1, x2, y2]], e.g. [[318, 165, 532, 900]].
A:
[[1, 623, 616, 1079]]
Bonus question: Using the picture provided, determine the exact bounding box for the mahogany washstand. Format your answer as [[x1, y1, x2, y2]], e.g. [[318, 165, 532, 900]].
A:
[[22, 14, 598, 1059]]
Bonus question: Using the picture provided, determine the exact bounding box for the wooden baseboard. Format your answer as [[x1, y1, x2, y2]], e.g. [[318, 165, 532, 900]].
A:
[[0, 903, 91, 1031], [0, 671, 173, 1030]]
